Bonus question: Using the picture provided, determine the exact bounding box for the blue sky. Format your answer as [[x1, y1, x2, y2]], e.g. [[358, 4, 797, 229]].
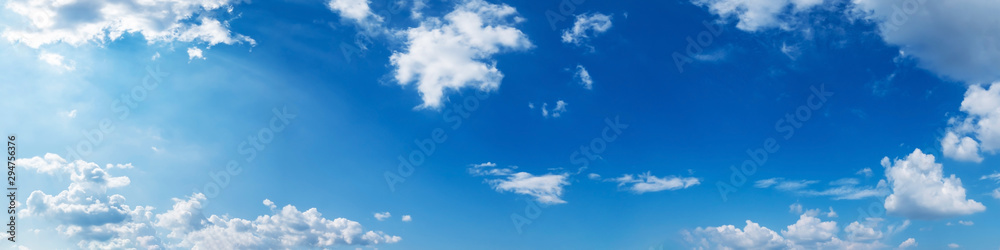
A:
[[2, 0, 1000, 249]]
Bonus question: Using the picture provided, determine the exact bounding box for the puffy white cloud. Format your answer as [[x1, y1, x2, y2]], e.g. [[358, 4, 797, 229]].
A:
[[684, 220, 794, 249], [188, 47, 205, 60], [882, 149, 986, 219], [844, 221, 882, 242], [856, 168, 874, 177], [541, 100, 568, 118], [327, 0, 381, 25], [826, 207, 838, 218], [610, 172, 699, 194], [898, 238, 917, 249], [944, 83, 1000, 161], [948, 243, 960, 248], [850, 0, 1000, 83], [691, 0, 823, 32], [374, 212, 391, 221], [469, 163, 570, 204], [574, 65, 593, 90], [789, 203, 803, 214], [389, 0, 532, 109], [941, 131, 983, 162], [17, 154, 399, 248], [3, 0, 255, 48], [38, 51, 75, 71], [561, 13, 612, 45], [781, 213, 838, 243], [401, 215, 412, 222]]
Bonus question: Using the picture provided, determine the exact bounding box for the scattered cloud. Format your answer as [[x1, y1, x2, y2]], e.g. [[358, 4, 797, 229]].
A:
[[856, 168, 874, 177], [38, 51, 76, 71], [691, 0, 823, 32], [882, 149, 986, 219], [468, 163, 570, 204], [389, 0, 532, 109], [958, 220, 973, 226], [789, 203, 803, 214], [187, 47, 205, 60], [756, 177, 887, 200], [3, 0, 255, 48], [948, 243, 960, 248], [574, 65, 593, 90], [541, 100, 568, 118], [609, 172, 700, 194], [374, 212, 391, 221], [898, 238, 917, 249], [685, 206, 892, 249], [401, 215, 412, 222], [826, 207, 837, 218], [327, 0, 383, 27], [16, 154, 399, 248], [561, 13, 613, 48], [587, 173, 601, 180]]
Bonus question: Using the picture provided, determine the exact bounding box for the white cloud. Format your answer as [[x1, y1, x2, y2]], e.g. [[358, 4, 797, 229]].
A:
[[826, 207, 837, 218], [691, 0, 823, 32], [948, 243, 960, 248], [958, 220, 973, 226], [561, 13, 613, 45], [850, 0, 1000, 83], [401, 215, 412, 222], [781, 213, 838, 243], [983, 172, 1000, 182], [898, 238, 917, 249], [944, 83, 1000, 161], [882, 149, 986, 219], [941, 131, 983, 162], [63, 109, 77, 118], [789, 203, 803, 214], [844, 221, 882, 242], [151, 52, 161, 61], [374, 212, 391, 221], [541, 100, 568, 118], [327, 0, 382, 25], [757, 177, 888, 200], [684, 220, 793, 249], [39, 51, 75, 71], [574, 65, 593, 90], [3, 0, 255, 49], [610, 172, 700, 194], [187, 47, 205, 60], [587, 173, 601, 180], [993, 189, 1000, 200], [17, 154, 399, 248], [469, 163, 570, 204], [857, 168, 874, 177], [389, 0, 532, 109]]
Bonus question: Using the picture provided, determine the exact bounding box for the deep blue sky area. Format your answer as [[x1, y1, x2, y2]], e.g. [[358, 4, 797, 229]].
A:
[[2, 0, 1000, 249]]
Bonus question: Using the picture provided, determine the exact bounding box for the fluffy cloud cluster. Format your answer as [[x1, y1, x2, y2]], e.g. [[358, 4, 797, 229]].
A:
[[468, 162, 569, 204], [694, 0, 1000, 83], [3, 0, 255, 48], [561, 13, 613, 46], [388, 0, 532, 109], [691, 0, 824, 32], [17, 154, 399, 248], [942, 83, 1000, 162], [684, 206, 893, 249], [609, 172, 700, 194], [882, 149, 985, 219]]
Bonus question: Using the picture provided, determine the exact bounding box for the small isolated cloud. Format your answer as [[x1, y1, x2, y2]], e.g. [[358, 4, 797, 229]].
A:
[[62, 109, 77, 118], [856, 168, 874, 177], [187, 47, 204, 60], [826, 207, 838, 218], [789, 203, 803, 214], [541, 100, 568, 118], [898, 238, 917, 249], [39, 51, 75, 71], [561, 13, 612, 47], [468, 163, 570, 204], [574, 65, 593, 90], [327, 0, 382, 26], [948, 243, 960, 248], [610, 172, 699, 194], [152, 52, 161, 61], [390, 0, 532, 109], [374, 212, 391, 221], [957, 220, 973, 226], [401, 215, 412, 222], [587, 173, 601, 180], [882, 149, 986, 219]]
